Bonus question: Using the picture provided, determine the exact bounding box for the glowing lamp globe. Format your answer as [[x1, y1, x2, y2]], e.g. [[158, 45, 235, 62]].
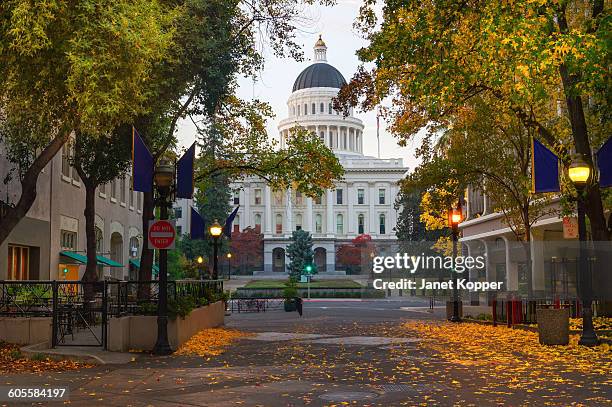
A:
[[209, 220, 223, 238], [568, 157, 591, 187], [197, 256, 204, 264]]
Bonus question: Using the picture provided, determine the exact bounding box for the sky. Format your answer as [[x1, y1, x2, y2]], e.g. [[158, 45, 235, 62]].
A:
[[175, 0, 420, 170]]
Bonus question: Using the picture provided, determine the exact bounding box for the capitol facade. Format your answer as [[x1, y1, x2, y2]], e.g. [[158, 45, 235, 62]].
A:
[[230, 37, 408, 274]]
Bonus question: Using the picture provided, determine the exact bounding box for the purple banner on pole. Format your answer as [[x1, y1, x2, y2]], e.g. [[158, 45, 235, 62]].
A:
[[190, 207, 206, 240], [176, 143, 195, 199], [224, 206, 239, 238], [531, 138, 560, 193], [596, 136, 612, 188], [132, 127, 154, 193]]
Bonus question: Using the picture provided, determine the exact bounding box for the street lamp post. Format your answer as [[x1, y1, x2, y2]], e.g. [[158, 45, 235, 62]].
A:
[[226, 253, 232, 280], [209, 220, 223, 280], [152, 158, 174, 356], [568, 156, 599, 346], [449, 205, 463, 323]]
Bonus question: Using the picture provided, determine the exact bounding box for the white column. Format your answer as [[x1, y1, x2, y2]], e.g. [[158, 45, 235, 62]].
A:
[[326, 125, 330, 148], [502, 236, 519, 291], [264, 185, 272, 236], [326, 189, 334, 237], [530, 229, 546, 294], [243, 183, 251, 228], [286, 188, 293, 235], [368, 182, 376, 234], [347, 182, 355, 234], [306, 197, 313, 232]]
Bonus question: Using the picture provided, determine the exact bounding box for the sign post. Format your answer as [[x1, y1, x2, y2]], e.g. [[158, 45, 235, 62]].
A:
[[148, 220, 176, 250]]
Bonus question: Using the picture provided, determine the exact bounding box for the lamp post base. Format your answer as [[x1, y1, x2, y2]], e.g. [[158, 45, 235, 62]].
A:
[[578, 331, 600, 347], [153, 315, 174, 355]]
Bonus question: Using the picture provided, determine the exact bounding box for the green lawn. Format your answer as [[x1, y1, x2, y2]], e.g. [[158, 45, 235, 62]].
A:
[[243, 279, 363, 289]]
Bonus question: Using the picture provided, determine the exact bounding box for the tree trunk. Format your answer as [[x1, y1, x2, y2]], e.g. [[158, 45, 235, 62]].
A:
[[557, 11, 609, 242], [81, 182, 99, 299], [0, 133, 70, 245], [137, 191, 155, 299]]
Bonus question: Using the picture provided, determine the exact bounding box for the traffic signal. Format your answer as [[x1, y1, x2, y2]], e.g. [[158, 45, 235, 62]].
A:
[[304, 264, 313, 274]]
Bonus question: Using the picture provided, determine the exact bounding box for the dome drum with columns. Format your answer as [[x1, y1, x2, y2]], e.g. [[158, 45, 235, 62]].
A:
[[230, 36, 408, 275]]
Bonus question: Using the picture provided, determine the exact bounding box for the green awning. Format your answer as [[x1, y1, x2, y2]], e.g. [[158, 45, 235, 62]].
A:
[[129, 259, 159, 273], [96, 255, 123, 267], [60, 251, 88, 264], [60, 251, 123, 267]]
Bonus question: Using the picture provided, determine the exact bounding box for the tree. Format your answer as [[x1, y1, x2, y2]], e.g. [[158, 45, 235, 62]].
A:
[[395, 189, 429, 244], [286, 230, 315, 281], [336, 234, 375, 274], [135, 0, 343, 282], [337, 0, 611, 241], [0, 0, 176, 244], [230, 227, 264, 274], [70, 127, 132, 286]]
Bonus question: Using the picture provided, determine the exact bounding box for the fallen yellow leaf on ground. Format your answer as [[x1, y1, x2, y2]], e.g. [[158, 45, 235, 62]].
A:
[[175, 328, 253, 357]]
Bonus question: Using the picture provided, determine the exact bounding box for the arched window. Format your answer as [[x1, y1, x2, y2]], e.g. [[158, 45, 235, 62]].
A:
[[95, 227, 103, 253], [379, 214, 386, 234], [329, 103, 333, 114], [296, 214, 302, 230], [129, 236, 139, 258], [312, 103, 316, 115], [320, 102, 324, 113], [358, 214, 365, 234], [315, 214, 322, 233], [336, 214, 344, 234], [254, 214, 262, 231], [304, 104, 308, 115], [275, 214, 283, 234]]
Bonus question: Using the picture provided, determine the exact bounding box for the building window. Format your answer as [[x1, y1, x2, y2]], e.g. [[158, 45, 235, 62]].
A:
[[99, 183, 106, 196], [254, 189, 262, 205], [314, 194, 322, 205], [342, 134, 347, 149], [275, 214, 283, 234], [358, 214, 365, 234], [60, 230, 77, 251], [61, 145, 71, 178], [72, 166, 80, 183], [336, 189, 343, 205], [304, 103, 307, 115], [175, 207, 182, 219], [336, 214, 343, 234], [7, 245, 29, 280], [315, 214, 322, 233], [379, 214, 386, 234], [234, 215, 240, 232], [357, 188, 365, 205], [295, 191, 303, 205], [254, 214, 262, 231], [292, 106, 295, 116], [95, 227, 103, 253], [274, 190, 283, 205], [329, 103, 332, 114], [296, 214, 302, 231], [129, 237, 139, 258], [111, 180, 117, 200], [129, 176, 134, 207], [320, 102, 324, 113], [312, 103, 316, 115], [298, 105, 300, 115], [137, 192, 142, 211], [233, 191, 240, 205], [379, 189, 386, 204]]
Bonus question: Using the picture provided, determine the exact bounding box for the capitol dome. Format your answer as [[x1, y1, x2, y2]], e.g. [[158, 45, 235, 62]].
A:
[[279, 35, 364, 156], [292, 63, 347, 92]]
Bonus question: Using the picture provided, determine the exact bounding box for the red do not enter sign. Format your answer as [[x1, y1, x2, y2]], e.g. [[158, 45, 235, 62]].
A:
[[148, 220, 176, 250]]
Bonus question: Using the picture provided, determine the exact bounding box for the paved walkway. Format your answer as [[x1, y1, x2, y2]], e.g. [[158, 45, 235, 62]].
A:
[[2, 301, 610, 406]]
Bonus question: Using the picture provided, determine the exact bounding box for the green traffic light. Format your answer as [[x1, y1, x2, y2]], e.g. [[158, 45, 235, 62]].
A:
[[305, 265, 313, 273]]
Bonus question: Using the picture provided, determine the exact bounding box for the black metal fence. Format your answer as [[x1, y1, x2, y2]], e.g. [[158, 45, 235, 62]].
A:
[[228, 297, 286, 313], [0, 279, 224, 349]]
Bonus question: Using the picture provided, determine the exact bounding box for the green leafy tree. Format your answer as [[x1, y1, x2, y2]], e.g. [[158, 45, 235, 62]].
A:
[[337, 0, 610, 241], [286, 230, 315, 281], [0, 0, 176, 244], [70, 127, 132, 285]]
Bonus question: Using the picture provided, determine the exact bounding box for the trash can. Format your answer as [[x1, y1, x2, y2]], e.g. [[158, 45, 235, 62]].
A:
[[536, 307, 569, 345]]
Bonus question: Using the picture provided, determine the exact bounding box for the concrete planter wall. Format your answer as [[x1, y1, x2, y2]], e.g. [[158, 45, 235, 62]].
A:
[[107, 301, 225, 352], [0, 317, 52, 346]]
